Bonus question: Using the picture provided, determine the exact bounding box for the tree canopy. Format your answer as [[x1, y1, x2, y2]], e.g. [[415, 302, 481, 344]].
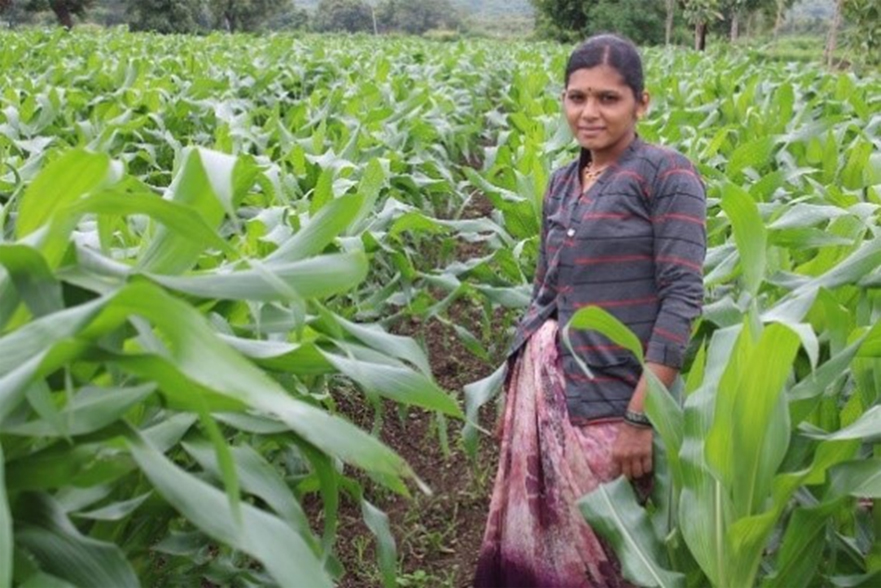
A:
[[376, 0, 462, 34], [208, 0, 286, 32], [9, 0, 96, 28], [842, 0, 880, 65], [126, 0, 204, 34], [313, 0, 373, 33]]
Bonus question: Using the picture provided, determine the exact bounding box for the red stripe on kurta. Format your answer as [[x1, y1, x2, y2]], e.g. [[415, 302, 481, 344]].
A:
[[583, 212, 632, 220], [659, 168, 700, 181], [654, 326, 686, 343], [574, 295, 658, 309], [653, 212, 705, 225], [574, 254, 652, 265], [656, 255, 703, 271]]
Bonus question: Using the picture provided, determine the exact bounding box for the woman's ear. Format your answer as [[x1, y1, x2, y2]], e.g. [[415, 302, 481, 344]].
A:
[[636, 91, 651, 119]]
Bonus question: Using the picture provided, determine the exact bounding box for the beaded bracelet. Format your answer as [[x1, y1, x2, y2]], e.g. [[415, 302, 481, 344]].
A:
[[623, 409, 652, 429]]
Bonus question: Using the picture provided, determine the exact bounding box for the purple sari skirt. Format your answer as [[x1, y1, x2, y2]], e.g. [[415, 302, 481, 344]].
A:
[[474, 320, 629, 588]]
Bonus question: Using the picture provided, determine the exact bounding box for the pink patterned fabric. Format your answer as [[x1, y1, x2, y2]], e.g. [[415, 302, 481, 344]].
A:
[[474, 320, 628, 588]]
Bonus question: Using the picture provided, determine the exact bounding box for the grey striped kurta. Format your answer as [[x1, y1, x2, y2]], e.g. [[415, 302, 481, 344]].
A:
[[509, 137, 707, 422]]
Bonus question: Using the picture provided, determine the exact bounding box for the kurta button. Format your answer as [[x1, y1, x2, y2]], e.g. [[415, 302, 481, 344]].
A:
[[566, 228, 575, 237]]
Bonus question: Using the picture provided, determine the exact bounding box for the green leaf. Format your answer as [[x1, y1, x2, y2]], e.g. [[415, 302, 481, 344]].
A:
[[826, 458, 881, 499], [15, 149, 115, 239], [728, 136, 776, 177], [331, 313, 432, 377], [349, 158, 387, 233], [73, 493, 153, 522], [828, 571, 881, 588], [361, 498, 397, 588], [269, 194, 363, 263], [564, 306, 646, 363], [720, 182, 766, 297], [802, 405, 881, 442], [103, 283, 414, 486], [137, 148, 228, 275], [462, 362, 505, 457], [183, 439, 314, 542], [0, 244, 63, 319], [762, 499, 846, 588], [320, 345, 462, 417], [0, 444, 11, 588], [578, 477, 685, 588], [15, 493, 138, 588], [126, 430, 332, 588], [5, 384, 155, 437], [788, 338, 864, 423], [644, 371, 684, 488], [707, 323, 800, 518], [148, 252, 369, 302]]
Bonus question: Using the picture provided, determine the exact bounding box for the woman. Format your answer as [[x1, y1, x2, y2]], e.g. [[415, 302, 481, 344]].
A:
[[474, 34, 706, 587]]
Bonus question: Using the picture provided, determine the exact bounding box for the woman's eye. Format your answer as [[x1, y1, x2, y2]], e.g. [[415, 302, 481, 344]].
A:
[[600, 94, 618, 103]]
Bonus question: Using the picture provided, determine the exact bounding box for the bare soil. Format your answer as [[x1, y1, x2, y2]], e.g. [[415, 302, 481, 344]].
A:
[[331, 194, 505, 588]]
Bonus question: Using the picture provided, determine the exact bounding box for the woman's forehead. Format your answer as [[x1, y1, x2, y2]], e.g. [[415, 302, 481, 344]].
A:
[[566, 65, 628, 91]]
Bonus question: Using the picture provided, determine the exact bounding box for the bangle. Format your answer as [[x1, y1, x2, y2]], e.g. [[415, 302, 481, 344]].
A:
[[623, 409, 652, 429]]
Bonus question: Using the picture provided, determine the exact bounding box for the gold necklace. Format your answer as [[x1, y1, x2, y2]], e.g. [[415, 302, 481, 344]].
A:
[[582, 162, 608, 186]]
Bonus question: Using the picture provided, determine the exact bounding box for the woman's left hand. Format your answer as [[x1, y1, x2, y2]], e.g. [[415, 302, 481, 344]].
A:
[[612, 423, 653, 480]]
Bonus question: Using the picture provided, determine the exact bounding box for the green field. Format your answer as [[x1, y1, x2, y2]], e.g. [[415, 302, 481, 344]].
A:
[[1, 28, 880, 587]]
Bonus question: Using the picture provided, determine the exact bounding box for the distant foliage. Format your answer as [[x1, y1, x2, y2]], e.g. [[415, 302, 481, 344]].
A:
[[313, 0, 373, 33], [530, 0, 591, 42], [843, 0, 880, 66], [376, 0, 462, 34], [126, 0, 205, 33], [265, 3, 310, 30], [21, 0, 95, 27], [208, 0, 287, 32], [531, 0, 668, 45], [585, 0, 666, 45]]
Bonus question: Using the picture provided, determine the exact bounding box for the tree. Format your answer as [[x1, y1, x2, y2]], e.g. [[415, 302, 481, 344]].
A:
[[824, 0, 843, 67], [20, 0, 95, 28], [720, 0, 768, 41], [530, 0, 666, 44], [265, 3, 310, 30], [90, 0, 128, 26], [313, 0, 373, 33], [665, 0, 676, 44], [376, 0, 461, 34], [771, 0, 796, 39], [680, 0, 723, 50], [842, 0, 881, 67], [585, 0, 666, 45], [208, 0, 286, 32], [126, 0, 204, 33], [530, 0, 594, 42]]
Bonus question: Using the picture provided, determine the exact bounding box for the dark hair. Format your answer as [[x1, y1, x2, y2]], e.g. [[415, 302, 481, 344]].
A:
[[565, 34, 644, 99]]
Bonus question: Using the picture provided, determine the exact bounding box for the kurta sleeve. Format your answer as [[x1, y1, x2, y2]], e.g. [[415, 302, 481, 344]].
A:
[[645, 157, 707, 368]]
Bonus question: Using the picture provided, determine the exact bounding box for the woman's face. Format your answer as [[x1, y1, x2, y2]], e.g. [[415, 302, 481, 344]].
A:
[[562, 64, 649, 162]]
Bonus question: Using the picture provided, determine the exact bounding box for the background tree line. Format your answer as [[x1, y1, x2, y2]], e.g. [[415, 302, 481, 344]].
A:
[[0, 0, 465, 34], [530, 0, 876, 64], [1, 0, 876, 66], [531, 0, 807, 46]]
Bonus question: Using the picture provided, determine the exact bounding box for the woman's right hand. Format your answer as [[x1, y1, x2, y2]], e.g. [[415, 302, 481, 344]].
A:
[[611, 421, 653, 480]]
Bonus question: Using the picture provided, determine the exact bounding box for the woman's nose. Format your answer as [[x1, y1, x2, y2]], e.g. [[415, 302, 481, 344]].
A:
[[580, 97, 599, 119]]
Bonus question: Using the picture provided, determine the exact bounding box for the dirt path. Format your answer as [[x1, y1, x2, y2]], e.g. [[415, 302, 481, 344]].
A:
[[334, 196, 505, 587], [334, 307, 501, 588]]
